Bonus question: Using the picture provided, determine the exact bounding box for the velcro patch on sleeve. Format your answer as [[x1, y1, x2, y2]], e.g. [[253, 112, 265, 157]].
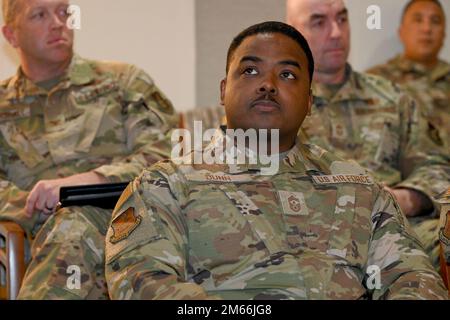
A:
[[110, 207, 142, 244], [106, 181, 163, 264]]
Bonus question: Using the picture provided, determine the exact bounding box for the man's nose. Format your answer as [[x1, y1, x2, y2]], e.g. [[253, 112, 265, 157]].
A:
[[257, 75, 278, 95], [420, 20, 433, 33], [330, 21, 343, 39]]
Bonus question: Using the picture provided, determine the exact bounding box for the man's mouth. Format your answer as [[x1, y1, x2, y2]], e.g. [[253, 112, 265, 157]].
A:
[[48, 37, 67, 45], [418, 39, 433, 45], [325, 47, 345, 54], [251, 99, 281, 112]]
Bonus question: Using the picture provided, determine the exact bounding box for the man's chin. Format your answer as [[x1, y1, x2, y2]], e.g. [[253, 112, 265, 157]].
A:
[[318, 61, 347, 74], [45, 49, 73, 63]]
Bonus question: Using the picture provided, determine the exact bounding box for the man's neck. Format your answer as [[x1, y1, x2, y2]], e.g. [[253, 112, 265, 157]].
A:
[[20, 56, 71, 83], [314, 65, 347, 85], [404, 54, 439, 70], [224, 129, 295, 155]]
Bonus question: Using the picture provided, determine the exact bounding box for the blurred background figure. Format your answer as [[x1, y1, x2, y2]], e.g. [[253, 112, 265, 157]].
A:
[[287, 0, 450, 270], [0, 0, 176, 299], [368, 0, 449, 153]]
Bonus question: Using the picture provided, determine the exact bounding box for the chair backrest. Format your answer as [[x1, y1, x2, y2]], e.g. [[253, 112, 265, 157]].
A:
[[0, 222, 26, 300]]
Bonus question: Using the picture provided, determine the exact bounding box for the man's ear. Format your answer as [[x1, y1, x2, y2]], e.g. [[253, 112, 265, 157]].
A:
[[220, 78, 227, 106], [2, 25, 19, 48]]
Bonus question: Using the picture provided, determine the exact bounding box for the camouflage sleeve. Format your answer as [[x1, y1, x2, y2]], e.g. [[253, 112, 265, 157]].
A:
[[105, 164, 215, 300], [368, 187, 447, 300], [93, 66, 179, 182], [394, 93, 450, 214], [0, 173, 46, 237]]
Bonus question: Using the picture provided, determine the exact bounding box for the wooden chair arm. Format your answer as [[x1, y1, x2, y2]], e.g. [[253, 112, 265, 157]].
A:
[[0, 221, 26, 300]]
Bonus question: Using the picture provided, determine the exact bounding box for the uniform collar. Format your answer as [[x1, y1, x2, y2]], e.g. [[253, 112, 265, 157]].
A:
[[1, 54, 96, 103], [391, 54, 450, 82], [312, 64, 373, 106], [191, 128, 320, 176]]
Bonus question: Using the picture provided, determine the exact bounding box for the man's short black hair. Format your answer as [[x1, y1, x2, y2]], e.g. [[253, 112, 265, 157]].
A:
[[226, 21, 315, 83], [402, 0, 445, 21]]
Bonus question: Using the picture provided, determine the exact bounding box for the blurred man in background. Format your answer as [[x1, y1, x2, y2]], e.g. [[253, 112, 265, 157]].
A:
[[286, 0, 450, 270], [369, 0, 449, 153], [0, 0, 177, 299]]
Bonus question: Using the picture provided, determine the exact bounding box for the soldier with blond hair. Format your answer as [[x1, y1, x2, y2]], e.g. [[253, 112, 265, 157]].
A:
[[0, 0, 177, 299]]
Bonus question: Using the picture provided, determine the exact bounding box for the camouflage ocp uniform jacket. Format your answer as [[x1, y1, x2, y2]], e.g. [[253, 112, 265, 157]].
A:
[[300, 65, 450, 215], [105, 130, 447, 300], [0, 55, 178, 235], [368, 55, 450, 152]]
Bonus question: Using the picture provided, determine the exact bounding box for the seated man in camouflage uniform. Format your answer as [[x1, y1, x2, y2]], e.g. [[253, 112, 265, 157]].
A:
[[368, 0, 449, 154], [0, 0, 178, 299], [286, 0, 450, 270], [105, 21, 447, 300]]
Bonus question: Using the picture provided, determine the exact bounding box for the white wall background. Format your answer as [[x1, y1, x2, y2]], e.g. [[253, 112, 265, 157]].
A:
[[0, 0, 196, 112], [195, 0, 285, 109], [1, 0, 450, 110]]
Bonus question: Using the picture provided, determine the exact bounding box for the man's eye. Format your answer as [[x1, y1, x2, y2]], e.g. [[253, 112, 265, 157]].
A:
[[59, 8, 70, 17], [32, 11, 46, 19], [312, 20, 324, 28], [431, 17, 442, 25], [281, 71, 296, 80], [243, 68, 258, 75], [338, 16, 348, 24]]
